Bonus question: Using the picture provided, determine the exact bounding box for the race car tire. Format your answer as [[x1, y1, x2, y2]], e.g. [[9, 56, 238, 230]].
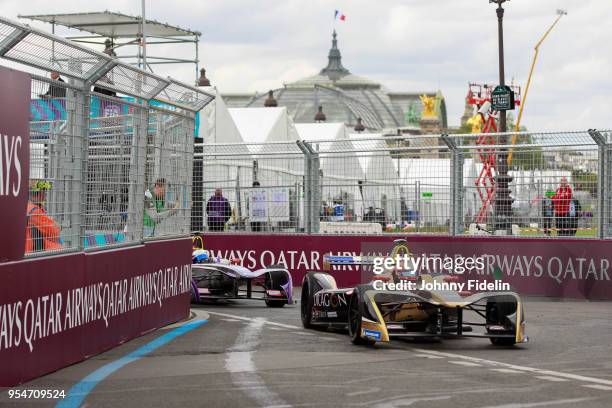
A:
[[301, 274, 315, 328], [490, 337, 516, 346], [348, 292, 375, 346], [265, 299, 286, 308], [487, 295, 517, 346]]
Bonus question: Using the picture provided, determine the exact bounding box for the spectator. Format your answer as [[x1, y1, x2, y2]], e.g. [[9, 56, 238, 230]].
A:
[[568, 198, 582, 236], [143, 178, 178, 237], [541, 196, 554, 236], [206, 188, 231, 231], [552, 177, 573, 236], [39, 71, 66, 99], [25, 180, 62, 253]]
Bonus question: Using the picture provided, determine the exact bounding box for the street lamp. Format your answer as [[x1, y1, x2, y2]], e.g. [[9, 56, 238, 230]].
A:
[[490, 0, 512, 233]]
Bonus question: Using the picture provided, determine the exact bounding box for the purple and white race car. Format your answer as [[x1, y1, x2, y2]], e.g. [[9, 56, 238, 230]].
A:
[[191, 249, 293, 307]]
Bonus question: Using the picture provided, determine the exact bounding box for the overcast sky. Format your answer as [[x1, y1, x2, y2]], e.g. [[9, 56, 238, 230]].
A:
[[3, 0, 611, 130]]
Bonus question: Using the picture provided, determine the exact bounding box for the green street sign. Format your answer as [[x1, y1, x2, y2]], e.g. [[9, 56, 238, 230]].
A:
[[421, 192, 433, 198], [491, 85, 515, 111], [545, 191, 555, 197]]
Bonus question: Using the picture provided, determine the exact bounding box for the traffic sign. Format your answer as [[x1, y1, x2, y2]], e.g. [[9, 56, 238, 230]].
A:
[[491, 85, 515, 111]]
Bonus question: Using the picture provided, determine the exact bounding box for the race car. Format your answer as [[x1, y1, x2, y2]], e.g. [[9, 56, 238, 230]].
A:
[[301, 239, 527, 346], [190, 247, 293, 307]]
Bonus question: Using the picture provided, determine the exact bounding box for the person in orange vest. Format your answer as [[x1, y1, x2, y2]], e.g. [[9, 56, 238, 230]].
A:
[[25, 180, 62, 253]]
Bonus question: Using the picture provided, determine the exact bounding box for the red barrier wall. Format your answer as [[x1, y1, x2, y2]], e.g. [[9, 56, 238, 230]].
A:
[[201, 234, 612, 300], [0, 66, 30, 262], [0, 238, 192, 386]]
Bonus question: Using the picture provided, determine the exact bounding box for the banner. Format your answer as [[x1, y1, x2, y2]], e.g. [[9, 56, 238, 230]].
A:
[[201, 234, 612, 300], [0, 66, 30, 262], [0, 238, 192, 386]]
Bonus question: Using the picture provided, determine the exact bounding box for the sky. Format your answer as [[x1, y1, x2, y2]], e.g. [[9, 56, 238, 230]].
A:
[[3, 0, 611, 131]]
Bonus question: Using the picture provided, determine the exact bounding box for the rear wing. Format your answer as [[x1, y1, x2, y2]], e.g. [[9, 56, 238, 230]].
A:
[[322, 254, 376, 271]]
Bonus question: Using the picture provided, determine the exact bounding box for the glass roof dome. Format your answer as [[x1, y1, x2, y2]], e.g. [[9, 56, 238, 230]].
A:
[[223, 31, 447, 132]]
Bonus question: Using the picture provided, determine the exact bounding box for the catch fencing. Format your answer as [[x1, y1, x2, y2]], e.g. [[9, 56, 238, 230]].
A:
[[195, 129, 612, 239], [0, 16, 213, 257]]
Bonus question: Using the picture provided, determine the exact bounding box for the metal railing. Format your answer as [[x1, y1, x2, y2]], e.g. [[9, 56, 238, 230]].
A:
[[0, 16, 214, 257], [195, 129, 612, 239]]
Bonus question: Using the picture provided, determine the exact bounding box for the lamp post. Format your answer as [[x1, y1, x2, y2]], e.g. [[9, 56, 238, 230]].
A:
[[490, 0, 512, 233]]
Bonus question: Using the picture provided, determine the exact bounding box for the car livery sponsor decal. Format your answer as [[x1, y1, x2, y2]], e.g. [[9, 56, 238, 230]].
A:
[[312, 309, 326, 318], [363, 329, 381, 341], [313, 292, 348, 308]]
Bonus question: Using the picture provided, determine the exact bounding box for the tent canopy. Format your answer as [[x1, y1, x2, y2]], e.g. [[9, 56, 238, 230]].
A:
[[20, 11, 200, 38]]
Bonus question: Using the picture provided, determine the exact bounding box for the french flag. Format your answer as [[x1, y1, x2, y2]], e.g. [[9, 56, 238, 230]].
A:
[[334, 10, 346, 21]]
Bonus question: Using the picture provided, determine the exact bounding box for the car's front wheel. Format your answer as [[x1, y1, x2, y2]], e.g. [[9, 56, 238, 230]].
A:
[[265, 299, 286, 308], [301, 276, 314, 328], [348, 292, 375, 346]]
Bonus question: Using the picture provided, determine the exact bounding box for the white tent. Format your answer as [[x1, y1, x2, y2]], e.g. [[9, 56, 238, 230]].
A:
[[347, 133, 401, 222], [199, 87, 246, 146], [229, 107, 300, 145], [225, 107, 304, 230]]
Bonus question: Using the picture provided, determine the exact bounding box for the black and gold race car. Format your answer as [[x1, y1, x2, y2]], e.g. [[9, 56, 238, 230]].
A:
[[300, 240, 528, 346]]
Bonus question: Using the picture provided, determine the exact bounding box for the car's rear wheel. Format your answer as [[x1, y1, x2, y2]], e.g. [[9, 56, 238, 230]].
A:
[[348, 293, 375, 346]]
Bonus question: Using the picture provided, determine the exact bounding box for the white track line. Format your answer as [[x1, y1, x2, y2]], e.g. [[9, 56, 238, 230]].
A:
[[477, 398, 596, 408], [208, 311, 302, 330], [490, 368, 523, 374], [536, 376, 569, 382], [224, 317, 291, 407], [412, 348, 612, 387], [582, 384, 612, 391], [413, 353, 445, 359], [346, 387, 381, 397], [449, 361, 482, 367], [209, 310, 612, 390]]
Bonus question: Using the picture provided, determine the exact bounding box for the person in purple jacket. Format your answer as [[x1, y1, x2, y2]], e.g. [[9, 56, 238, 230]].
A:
[[206, 188, 231, 231]]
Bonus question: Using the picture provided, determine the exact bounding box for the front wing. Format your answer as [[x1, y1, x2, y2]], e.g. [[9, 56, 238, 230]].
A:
[[357, 289, 528, 344]]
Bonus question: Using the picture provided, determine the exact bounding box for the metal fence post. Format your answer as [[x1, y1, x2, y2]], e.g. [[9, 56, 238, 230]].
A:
[[297, 140, 321, 234], [311, 148, 321, 234], [296, 141, 311, 233], [75, 87, 90, 250], [191, 139, 204, 232], [442, 134, 462, 235], [588, 129, 607, 239], [127, 101, 149, 242]]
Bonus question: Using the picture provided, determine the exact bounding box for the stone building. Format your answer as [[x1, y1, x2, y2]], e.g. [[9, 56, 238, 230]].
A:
[[222, 31, 448, 135]]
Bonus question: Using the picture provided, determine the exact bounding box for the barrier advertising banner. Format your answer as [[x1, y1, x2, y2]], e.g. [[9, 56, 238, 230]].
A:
[[201, 234, 612, 300], [0, 66, 30, 262], [0, 238, 192, 386]]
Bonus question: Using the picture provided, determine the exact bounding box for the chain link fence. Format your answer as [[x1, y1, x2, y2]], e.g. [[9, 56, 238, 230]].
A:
[[0, 16, 213, 257], [197, 130, 612, 239]]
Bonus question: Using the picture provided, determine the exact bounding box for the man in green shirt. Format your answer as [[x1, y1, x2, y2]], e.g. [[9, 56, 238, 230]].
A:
[[144, 178, 178, 237]]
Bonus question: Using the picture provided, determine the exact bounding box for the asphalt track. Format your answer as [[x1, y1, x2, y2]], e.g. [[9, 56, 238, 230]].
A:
[[2, 296, 612, 408]]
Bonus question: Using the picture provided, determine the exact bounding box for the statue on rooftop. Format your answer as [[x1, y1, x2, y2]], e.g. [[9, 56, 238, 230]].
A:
[[420, 94, 437, 119]]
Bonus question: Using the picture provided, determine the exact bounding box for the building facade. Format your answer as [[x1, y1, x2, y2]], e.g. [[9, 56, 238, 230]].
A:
[[222, 31, 448, 134]]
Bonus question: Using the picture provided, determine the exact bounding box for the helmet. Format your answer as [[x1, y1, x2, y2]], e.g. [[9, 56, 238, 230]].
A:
[[30, 179, 52, 192]]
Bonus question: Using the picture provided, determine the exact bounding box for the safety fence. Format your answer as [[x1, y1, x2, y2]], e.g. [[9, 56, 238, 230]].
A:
[[0, 16, 213, 257], [194, 129, 612, 239]]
